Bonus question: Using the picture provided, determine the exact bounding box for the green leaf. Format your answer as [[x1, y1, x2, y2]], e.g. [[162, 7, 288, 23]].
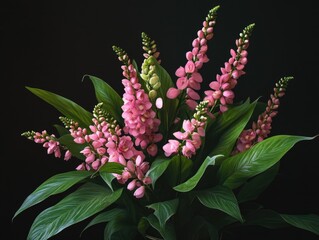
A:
[[152, 58, 178, 136], [208, 100, 257, 158], [100, 172, 116, 191], [147, 199, 179, 228], [246, 209, 319, 235], [99, 162, 124, 174], [26, 87, 92, 127], [85, 75, 123, 125], [218, 135, 315, 189], [245, 209, 287, 229], [27, 183, 123, 240], [145, 214, 176, 240], [146, 157, 171, 188], [237, 163, 280, 203], [206, 98, 251, 137], [104, 217, 137, 240], [82, 208, 126, 234], [281, 214, 319, 235], [197, 185, 243, 223], [173, 155, 222, 192], [13, 171, 91, 219], [53, 124, 69, 136], [188, 216, 219, 240], [58, 134, 87, 160], [165, 155, 193, 187]]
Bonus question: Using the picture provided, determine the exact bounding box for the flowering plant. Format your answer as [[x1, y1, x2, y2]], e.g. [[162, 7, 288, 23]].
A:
[[13, 5, 318, 240]]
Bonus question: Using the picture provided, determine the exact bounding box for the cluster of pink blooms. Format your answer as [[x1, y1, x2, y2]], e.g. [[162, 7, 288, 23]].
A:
[[166, 6, 219, 110], [234, 77, 292, 153], [163, 101, 208, 158], [63, 105, 151, 198], [113, 46, 163, 157], [204, 23, 255, 113], [22, 130, 71, 160]]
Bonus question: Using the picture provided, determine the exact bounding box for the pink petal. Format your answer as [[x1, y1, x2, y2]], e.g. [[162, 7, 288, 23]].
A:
[[175, 66, 185, 77], [155, 98, 163, 109], [176, 77, 188, 90], [166, 88, 181, 99]]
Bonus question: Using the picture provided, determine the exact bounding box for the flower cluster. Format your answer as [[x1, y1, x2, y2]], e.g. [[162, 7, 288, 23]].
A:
[[167, 6, 219, 110], [205, 24, 254, 113], [233, 76, 292, 153], [16, 5, 318, 240]]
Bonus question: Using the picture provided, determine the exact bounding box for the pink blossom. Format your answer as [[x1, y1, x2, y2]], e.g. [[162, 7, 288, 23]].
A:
[[163, 140, 180, 157], [133, 186, 145, 198], [64, 150, 72, 161], [167, 87, 181, 99], [155, 98, 163, 109]]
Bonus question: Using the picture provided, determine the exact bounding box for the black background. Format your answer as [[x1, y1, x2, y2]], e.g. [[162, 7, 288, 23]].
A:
[[3, 0, 319, 239]]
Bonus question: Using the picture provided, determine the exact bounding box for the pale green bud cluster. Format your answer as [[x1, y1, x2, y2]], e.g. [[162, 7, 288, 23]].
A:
[[141, 32, 160, 62], [59, 116, 77, 129], [93, 103, 116, 125], [21, 130, 36, 140], [193, 100, 209, 122], [141, 57, 161, 100]]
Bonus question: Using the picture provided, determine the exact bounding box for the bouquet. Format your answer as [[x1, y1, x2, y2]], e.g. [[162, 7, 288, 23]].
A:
[[13, 5, 318, 240]]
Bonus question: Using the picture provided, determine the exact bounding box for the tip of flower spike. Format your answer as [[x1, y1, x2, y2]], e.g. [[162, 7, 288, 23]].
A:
[[211, 5, 220, 14], [206, 5, 220, 21], [244, 23, 255, 36], [277, 76, 293, 89]]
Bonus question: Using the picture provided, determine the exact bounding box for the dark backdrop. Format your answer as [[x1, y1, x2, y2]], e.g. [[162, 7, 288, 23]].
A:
[[3, 0, 319, 239]]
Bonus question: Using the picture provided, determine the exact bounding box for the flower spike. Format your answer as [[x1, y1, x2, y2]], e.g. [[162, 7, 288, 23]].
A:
[[141, 32, 161, 63], [163, 100, 209, 158], [233, 76, 293, 154], [204, 23, 255, 113], [113, 45, 163, 156], [166, 5, 220, 109]]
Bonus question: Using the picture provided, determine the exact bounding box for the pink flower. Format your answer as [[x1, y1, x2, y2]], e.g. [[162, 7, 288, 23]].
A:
[[147, 143, 158, 157], [64, 150, 72, 161], [163, 140, 180, 157], [133, 186, 145, 198], [185, 61, 196, 73], [167, 87, 181, 99], [155, 98, 163, 109]]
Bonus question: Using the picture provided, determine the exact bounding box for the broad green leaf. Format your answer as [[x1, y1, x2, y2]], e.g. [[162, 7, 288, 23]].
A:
[[165, 155, 193, 187], [104, 218, 137, 240], [152, 58, 178, 136], [82, 208, 126, 233], [281, 214, 319, 235], [173, 155, 222, 192], [137, 217, 149, 236], [245, 209, 287, 229], [218, 135, 315, 189], [197, 185, 243, 222], [53, 124, 69, 136], [145, 214, 176, 240], [188, 216, 219, 240], [58, 134, 86, 160], [237, 163, 280, 203], [26, 87, 92, 127], [206, 98, 251, 136], [208, 100, 257, 159], [99, 162, 124, 174], [27, 183, 123, 240], [100, 172, 115, 191], [146, 157, 171, 188], [13, 171, 91, 219], [84, 75, 123, 125], [147, 199, 179, 228], [246, 209, 319, 235], [201, 99, 252, 161]]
